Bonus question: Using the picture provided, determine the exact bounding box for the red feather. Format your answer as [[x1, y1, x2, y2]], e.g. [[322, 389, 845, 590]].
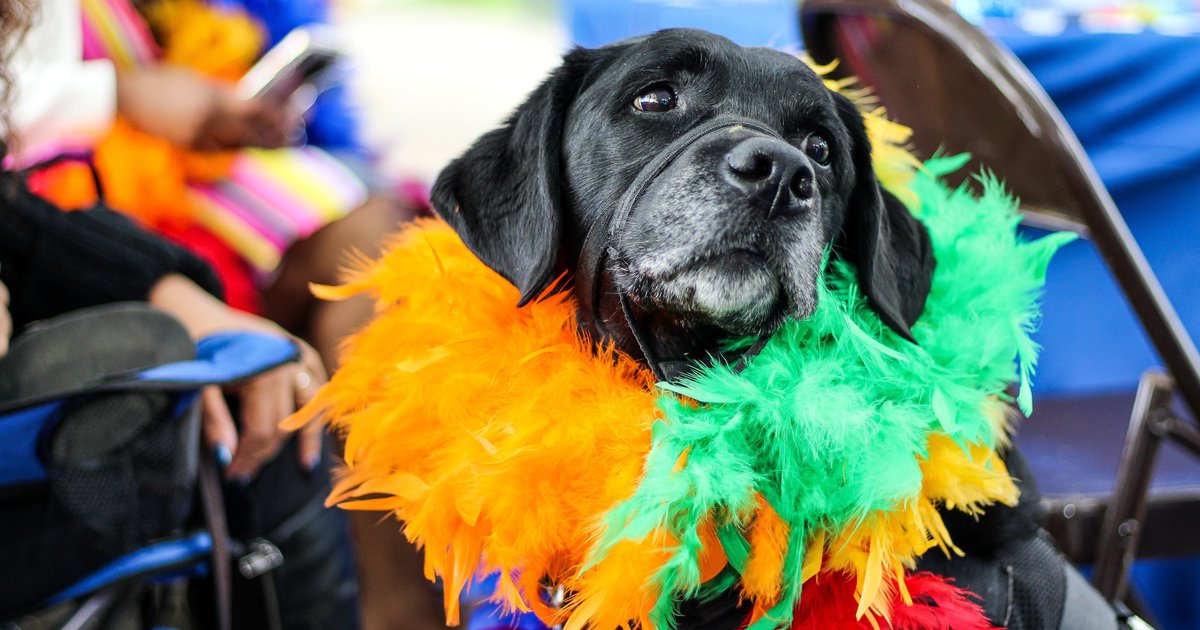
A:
[[893, 572, 998, 630], [783, 571, 999, 630]]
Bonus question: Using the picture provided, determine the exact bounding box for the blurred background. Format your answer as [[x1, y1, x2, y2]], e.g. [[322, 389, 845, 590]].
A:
[[339, 0, 562, 183]]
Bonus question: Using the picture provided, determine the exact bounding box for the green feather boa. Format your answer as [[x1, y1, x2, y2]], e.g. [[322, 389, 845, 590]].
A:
[[593, 155, 1077, 627]]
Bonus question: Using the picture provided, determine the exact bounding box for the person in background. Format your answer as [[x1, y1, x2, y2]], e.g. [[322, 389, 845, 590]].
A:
[[10, 0, 341, 481], [1, 0, 331, 497], [0, 182, 329, 488], [0, 0, 360, 625], [7, 0, 442, 625], [12, 0, 408, 380]]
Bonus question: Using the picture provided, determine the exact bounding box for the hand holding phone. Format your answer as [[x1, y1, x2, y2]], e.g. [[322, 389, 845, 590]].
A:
[[117, 64, 296, 150], [237, 25, 344, 113]]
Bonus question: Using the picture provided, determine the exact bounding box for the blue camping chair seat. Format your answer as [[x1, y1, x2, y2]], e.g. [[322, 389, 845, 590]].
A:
[[0, 304, 298, 627]]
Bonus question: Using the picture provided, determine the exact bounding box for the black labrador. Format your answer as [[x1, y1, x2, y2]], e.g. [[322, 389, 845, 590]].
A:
[[433, 28, 931, 375], [430, 28, 1120, 630]]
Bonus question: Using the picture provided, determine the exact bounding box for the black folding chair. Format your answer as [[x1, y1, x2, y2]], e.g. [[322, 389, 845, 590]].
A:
[[800, 0, 1200, 611]]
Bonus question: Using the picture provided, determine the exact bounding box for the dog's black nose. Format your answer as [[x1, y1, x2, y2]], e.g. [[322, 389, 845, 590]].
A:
[[723, 137, 815, 217]]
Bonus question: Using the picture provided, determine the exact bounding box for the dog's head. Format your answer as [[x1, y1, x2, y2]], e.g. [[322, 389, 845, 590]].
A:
[[432, 29, 934, 360]]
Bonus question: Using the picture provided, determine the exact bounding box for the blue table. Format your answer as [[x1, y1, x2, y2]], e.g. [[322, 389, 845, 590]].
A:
[[999, 32, 1200, 396], [999, 31, 1200, 630]]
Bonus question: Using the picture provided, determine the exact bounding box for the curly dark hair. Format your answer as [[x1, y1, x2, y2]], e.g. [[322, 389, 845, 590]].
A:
[[0, 0, 37, 164]]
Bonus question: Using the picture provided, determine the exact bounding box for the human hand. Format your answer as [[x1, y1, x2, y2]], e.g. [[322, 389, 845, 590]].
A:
[[201, 333, 327, 482], [149, 274, 327, 481], [115, 65, 300, 151]]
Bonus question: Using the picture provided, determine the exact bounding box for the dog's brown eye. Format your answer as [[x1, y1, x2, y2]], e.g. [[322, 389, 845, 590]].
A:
[[805, 134, 831, 166], [633, 86, 677, 112]]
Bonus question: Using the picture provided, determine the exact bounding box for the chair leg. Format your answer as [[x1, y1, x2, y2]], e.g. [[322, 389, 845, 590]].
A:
[[197, 443, 233, 630], [1092, 370, 1174, 602], [58, 583, 134, 630], [1123, 584, 1163, 630]]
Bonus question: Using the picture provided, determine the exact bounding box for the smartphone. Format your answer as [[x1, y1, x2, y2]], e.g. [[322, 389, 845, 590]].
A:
[[236, 25, 343, 110]]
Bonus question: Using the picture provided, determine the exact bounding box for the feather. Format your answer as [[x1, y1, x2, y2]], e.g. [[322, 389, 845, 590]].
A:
[[301, 66, 1072, 626], [742, 496, 791, 605], [295, 220, 662, 623], [790, 571, 997, 630], [591, 153, 1070, 622]]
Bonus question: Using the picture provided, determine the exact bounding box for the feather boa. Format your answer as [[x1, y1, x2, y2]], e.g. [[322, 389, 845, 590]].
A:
[[289, 89, 1074, 627]]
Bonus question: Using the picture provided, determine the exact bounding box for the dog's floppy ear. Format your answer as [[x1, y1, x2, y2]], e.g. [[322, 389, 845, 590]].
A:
[[833, 92, 935, 342], [431, 47, 604, 306]]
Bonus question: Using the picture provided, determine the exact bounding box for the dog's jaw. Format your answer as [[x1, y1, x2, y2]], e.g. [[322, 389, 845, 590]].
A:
[[615, 249, 788, 337]]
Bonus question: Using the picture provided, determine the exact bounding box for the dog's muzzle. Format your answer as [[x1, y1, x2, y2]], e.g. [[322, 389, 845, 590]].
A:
[[576, 115, 779, 381]]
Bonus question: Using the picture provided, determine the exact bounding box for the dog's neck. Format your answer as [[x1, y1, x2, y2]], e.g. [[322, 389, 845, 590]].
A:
[[568, 233, 761, 380], [576, 280, 746, 381]]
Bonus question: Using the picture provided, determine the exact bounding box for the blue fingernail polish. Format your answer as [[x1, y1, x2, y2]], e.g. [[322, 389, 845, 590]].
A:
[[235, 474, 253, 487], [215, 445, 232, 468], [307, 451, 321, 471]]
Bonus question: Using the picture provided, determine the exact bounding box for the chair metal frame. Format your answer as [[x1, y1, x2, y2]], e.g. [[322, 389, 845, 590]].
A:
[[800, 0, 1200, 604]]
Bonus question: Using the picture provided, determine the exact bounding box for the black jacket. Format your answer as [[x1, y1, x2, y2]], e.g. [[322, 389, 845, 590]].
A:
[[0, 176, 222, 333]]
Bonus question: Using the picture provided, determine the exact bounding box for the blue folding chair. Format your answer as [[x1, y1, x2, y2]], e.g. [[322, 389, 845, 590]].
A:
[[0, 304, 299, 630]]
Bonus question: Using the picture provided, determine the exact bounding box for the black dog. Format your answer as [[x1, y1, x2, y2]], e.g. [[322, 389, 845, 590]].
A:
[[429, 28, 1119, 630], [432, 29, 932, 376]]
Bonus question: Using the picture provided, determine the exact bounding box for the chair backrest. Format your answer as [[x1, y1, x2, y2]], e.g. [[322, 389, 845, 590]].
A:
[[805, 1, 1088, 233], [799, 0, 1200, 422]]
